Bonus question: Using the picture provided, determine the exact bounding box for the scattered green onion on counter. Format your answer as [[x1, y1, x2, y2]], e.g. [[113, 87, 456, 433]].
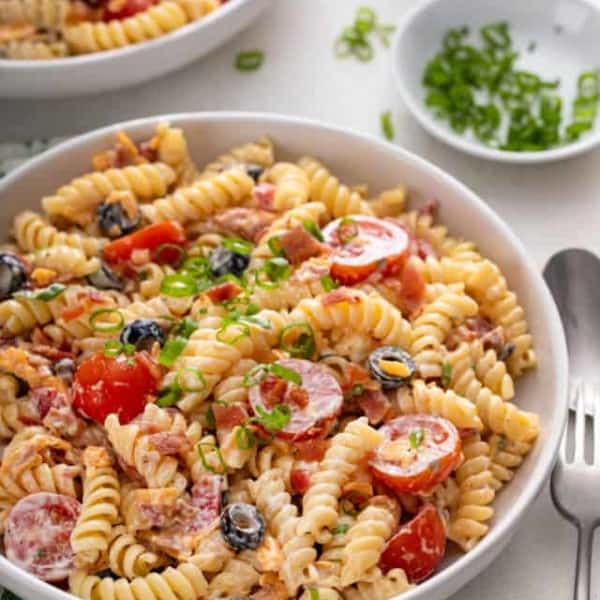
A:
[[235, 50, 265, 72]]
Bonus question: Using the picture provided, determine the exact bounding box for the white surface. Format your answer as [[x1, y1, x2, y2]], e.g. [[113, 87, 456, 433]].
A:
[[0, 0, 272, 98], [0, 113, 569, 600], [393, 0, 600, 163], [0, 0, 598, 598]]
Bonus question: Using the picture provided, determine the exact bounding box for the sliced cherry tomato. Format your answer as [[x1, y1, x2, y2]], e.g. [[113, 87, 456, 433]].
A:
[[369, 415, 461, 494], [73, 352, 160, 424], [103, 222, 186, 265], [4, 493, 81, 582], [103, 0, 157, 21], [248, 358, 343, 441], [379, 504, 446, 583], [322, 216, 410, 285]]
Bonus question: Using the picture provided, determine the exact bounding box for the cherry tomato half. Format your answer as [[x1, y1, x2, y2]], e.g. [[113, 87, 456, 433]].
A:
[[379, 504, 446, 583], [369, 415, 462, 494], [322, 216, 410, 285], [103, 0, 157, 21], [103, 222, 186, 265], [73, 352, 160, 424]]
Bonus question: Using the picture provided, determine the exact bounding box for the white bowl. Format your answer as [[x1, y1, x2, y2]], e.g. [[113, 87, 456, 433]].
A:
[[0, 113, 567, 600], [0, 0, 271, 98], [392, 0, 600, 164]]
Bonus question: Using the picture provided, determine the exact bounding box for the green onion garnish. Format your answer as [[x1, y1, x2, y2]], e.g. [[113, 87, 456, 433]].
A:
[[103, 340, 135, 358], [303, 220, 324, 242], [176, 367, 206, 393], [158, 337, 188, 367], [320, 275, 338, 292], [222, 237, 253, 255], [197, 442, 227, 474], [89, 308, 124, 333], [269, 363, 302, 385], [267, 237, 284, 257], [334, 7, 394, 62], [172, 316, 199, 338], [338, 217, 359, 244], [409, 427, 425, 450], [441, 361, 452, 387], [309, 589, 320, 600], [332, 522, 350, 535], [160, 274, 198, 298], [235, 50, 264, 72], [243, 363, 302, 387], [254, 257, 292, 289], [34, 283, 66, 301], [279, 322, 316, 359], [235, 424, 256, 450], [253, 404, 292, 434], [380, 111, 395, 141], [156, 386, 181, 407]]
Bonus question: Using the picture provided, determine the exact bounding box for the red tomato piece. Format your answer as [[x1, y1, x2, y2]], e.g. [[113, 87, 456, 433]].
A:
[[322, 216, 410, 285], [379, 504, 446, 583], [290, 468, 312, 494], [72, 352, 160, 424], [369, 415, 462, 494], [248, 358, 343, 441], [5, 493, 81, 582], [103, 222, 186, 265], [103, 0, 156, 21]]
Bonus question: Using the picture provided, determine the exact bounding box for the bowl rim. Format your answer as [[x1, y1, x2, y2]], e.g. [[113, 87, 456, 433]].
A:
[[0, 111, 568, 600], [391, 0, 600, 164], [0, 0, 255, 70]]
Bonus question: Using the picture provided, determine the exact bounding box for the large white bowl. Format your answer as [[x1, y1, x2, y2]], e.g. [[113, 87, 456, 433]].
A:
[[0, 113, 568, 600], [0, 0, 272, 98], [392, 0, 600, 163]]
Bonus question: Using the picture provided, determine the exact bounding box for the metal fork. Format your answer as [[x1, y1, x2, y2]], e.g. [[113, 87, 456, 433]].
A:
[[550, 380, 600, 600]]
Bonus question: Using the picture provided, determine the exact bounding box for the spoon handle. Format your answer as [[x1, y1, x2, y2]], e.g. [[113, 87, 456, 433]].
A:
[[575, 523, 593, 600]]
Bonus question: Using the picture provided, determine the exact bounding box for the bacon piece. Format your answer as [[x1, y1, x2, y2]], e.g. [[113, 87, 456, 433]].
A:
[[321, 288, 361, 306], [147, 432, 190, 455], [259, 375, 288, 408], [444, 316, 505, 352], [285, 386, 309, 409], [123, 488, 179, 530], [205, 281, 242, 304], [292, 438, 328, 463], [279, 225, 324, 266], [357, 388, 391, 425], [29, 344, 75, 361], [253, 183, 276, 211], [212, 404, 247, 430], [29, 387, 68, 420], [213, 207, 277, 242]]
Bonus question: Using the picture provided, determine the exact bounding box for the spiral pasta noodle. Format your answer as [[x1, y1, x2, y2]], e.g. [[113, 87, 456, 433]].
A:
[[0, 0, 69, 28], [200, 137, 274, 179], [264, 162, 311, 211], [28, 245, 100, 279], [107, 526, 164, 579]]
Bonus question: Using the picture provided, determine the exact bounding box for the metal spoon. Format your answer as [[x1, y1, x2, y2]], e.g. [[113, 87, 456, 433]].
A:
[[544, 248, 600, 600]]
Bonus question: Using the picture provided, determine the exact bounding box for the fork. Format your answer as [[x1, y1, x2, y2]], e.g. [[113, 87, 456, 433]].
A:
[[550, 380, 600, 600]]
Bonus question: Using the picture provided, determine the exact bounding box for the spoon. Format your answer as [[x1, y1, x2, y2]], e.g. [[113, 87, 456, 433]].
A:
[[544, 248, 600, 600]]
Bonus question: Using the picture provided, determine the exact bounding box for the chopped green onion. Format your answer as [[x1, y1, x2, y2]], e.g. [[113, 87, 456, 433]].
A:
[[197, 442, 227, 474], [354, 7, 376, 34], [160, 274, 198, 298], [337, 217, 359, 244], [253, 404, 291, 433], [243, 364, 270, 388], [158, 337, 188, 367], [217, 320, 250, 345], [176, 367, 206, 393], [235, 424, 256, 450], [302, 220, 324, 242], [267, 236, 284, 257], [280, 322, 316, 359], [270, 363, 302, 385], [89, 308, 124, 333], [309, 589, 320, 600], [255, 257, 292, 289], [380, 111, 395, 141], [156, 386, 181, 407], [480, 21, 510, 49], [349, 383, 364, 397], [103, 340, 135, 358], [332, 522, 350, 535], [441, 362, 452, 387], [205, 406, 216, 429], [222, 237, 253, 255], [172, 317, 199, 339], [409, 427, 425, 450], [320, 275, 338, 292], [334, 6, 393, 62], [34, 283, 66, 301], [235, 50, 264, 72], [154, 244, 187, 267]]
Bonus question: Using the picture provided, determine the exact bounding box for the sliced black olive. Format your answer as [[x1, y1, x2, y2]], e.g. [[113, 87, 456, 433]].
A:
[[86, 262, 123, 291], [209, 247, 250, 278], [120, 319, 165, 351], [498, 342, 515, 363], [368, 346, 416, 390], [96, 201, 140, 239], [220, 502, 265, 551], [54, 358, 75, 386], [0, 252, 28, 300], [243, 163, 264, 182]]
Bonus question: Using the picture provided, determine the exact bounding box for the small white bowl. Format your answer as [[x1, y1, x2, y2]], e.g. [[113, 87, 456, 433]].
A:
[[392, 0, 600, 163], [0, 112, 568, 600], [0, 0, 272, 99]]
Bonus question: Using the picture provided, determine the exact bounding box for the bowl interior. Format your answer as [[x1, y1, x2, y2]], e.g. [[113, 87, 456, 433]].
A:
[[0, 113, 567, 600], [394, 0, 600, 162]]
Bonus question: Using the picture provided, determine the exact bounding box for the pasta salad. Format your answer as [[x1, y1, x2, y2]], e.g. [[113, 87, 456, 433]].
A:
[[0, 0, 226, 59], [0, 123, 540, 600]]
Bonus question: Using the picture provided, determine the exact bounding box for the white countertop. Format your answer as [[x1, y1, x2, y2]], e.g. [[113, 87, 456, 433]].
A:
[[1, 0, 599, 598]]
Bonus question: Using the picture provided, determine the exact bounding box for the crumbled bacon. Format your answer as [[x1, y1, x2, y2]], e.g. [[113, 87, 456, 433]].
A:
[[279, 225, 324, 265], [29, 344, 75, 361], [445, 316, 505, 353], [290, 259, 331, 284], [285, 385, 309, 409], [253, 183, 276, 211], [147, 432, 190, 455], [212, 404, 247, 430], [357, 388, 390, 424], [259, 375, 288, 408], [292, 438, 328, 462], [290, 468, 312, 494], [205, 281, 242, 304], [213, 207, 277, 242], [321, 288, 360, 306], [29, 387, 68, 420]]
